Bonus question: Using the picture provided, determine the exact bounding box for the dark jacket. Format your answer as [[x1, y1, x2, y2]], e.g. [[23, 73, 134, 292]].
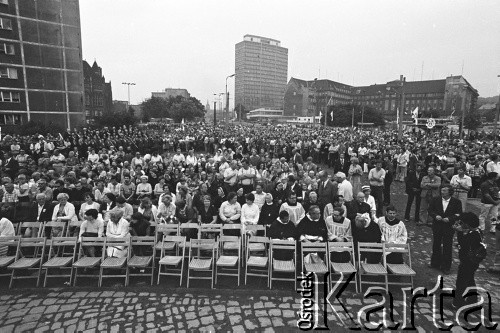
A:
[[29, 203, 54, 222], [346, 200, 371, 223], [428, 196, 462, 224], [296, 215, 328, 241], [405, 170, 424, 195], [317, 180, 338, 208]]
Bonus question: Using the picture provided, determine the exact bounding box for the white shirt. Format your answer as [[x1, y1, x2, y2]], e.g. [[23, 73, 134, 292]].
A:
[[338, 179, 353, 202], [450, 174, 472, 191], [442, 198, 450, 212]]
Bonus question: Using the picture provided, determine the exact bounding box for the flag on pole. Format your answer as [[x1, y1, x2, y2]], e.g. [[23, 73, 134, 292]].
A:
[[181, 118, 185, 130], [330, 111, 334, 121], [396, 107, 399, 124], [411, 107, 419, 124]]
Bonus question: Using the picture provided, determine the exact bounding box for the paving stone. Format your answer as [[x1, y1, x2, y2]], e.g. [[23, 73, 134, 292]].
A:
[[186, 319, 200, 329], [215, 312, 225, 321], [229, 315, 242, 325], [283, 310, 295, 318], [213, 305, 225, 313], [245, 319, 258, 330], [254, 301, 264, 309], [271, 317, 285, 327], [258, 317, 272, 327], [200, 315, 214, 325], [232, 325, 245, 332]]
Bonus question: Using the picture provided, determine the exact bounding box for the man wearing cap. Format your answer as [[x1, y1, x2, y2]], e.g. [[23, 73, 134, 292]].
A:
[[450, 166, 471, 212], [479, 172, 500, 234]]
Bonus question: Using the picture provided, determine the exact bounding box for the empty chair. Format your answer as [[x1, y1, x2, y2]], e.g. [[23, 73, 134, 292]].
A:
[[357, 242, 388, 293], [127, 236, 156, 286], [16, 221, 42, 238], [42, 237, 77, 287], [328, 241, 358, 292], [269, 239, 296, 289], [8, 237, 46, 288], [199, 223, 222, 240], [154, 224, 180, 258], [157, 235, 186, 286], [245, 225, 266, 252], [41, 221, 67, 239], [216, 236, 241, 286], [72, 237, 105, 286], [301, 241, 329, 275], [187, 239, 217, 289], [99, 237, 130, 287], [0, 236, 20, 279], [244, 236, 269, 285], [384, 243, 416, 288], [221, 224, 241, 252]]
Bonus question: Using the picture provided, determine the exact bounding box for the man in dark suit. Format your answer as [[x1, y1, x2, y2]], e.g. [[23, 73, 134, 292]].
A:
[[404, 164, 424, 223], [428, 185, 463, 274], [285, 175, 301, 200], [317, 170, 337, 212], [27, 193, 54, 237], [3, 152, 19, 180]]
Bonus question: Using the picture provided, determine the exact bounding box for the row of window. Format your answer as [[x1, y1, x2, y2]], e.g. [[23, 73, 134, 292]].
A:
[[0, 91, 20, 102], [0, 114, 22, 125]]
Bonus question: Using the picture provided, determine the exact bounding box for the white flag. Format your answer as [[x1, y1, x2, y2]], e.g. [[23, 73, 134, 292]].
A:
[[330, 111, 334, 121], [319, 111, 323, 119], [412, 107, 419, 125], [396, 107, 399, 124]]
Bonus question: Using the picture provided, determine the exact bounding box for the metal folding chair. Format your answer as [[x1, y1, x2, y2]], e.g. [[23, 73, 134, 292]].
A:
[[269, 239, 296, 289], [244, 236, 269, 285], [187, 238, 217, 289], [384, 243, 416, 289], [157, 235, 186, 286], [72, 237, 105, 286], [216, 235, 241, 286], [42, 237, 77, 287], [127, 236, 156, 286], [199, 223, 222, 240], [99, 237, 130, 287], [357, 242, 388, 293], [8, 237, 46, 288], [301, 241, 329, 275], [328, 241, 358, 292]]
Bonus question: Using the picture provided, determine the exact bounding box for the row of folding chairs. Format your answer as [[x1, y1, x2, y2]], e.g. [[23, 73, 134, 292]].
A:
[[15, 221, 83, 238], [0, 235, 156, 288], [263, 240, 416, 293]]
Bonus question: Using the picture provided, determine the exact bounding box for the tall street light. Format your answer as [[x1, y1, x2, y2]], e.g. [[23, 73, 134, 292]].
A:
[[386, 76, 405, 140], [122, 82, 136, 107], [494, 75, 500, 135], [225, 74, 236, 125]]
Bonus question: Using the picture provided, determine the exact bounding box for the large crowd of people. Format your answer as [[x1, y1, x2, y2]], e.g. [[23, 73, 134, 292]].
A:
[[0, 122, 498, 305]]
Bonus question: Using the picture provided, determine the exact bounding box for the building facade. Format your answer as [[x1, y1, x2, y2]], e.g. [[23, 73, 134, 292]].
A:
[[284, 78, 352, 118], [83, 60, 112, 122], [0, 0, 84, 129], [284, 75, 478, 122], [152, 88, 190, 100], [235, 34, 288, 112]]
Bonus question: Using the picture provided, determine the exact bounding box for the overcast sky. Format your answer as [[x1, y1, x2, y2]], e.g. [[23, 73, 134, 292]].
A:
[[80, 0, 500, 107]]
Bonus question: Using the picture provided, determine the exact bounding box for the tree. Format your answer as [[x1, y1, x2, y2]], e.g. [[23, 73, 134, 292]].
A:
[[140, 96, 205, 123], [463, 112, 481, 130], [140, 97, 169, 121], [323, 104, 385, 127]]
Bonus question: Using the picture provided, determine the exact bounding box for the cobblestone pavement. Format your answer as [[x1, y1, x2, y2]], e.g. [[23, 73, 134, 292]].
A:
[[0, 183, 500, 332]]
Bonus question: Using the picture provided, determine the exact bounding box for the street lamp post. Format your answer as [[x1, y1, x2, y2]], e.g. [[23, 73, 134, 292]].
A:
[[122, 82, 136, 107], [225, 74, 235, 125], [494, 75, 500, 135], [459, 83, 469, 139], [386, 76, 405, 140]]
